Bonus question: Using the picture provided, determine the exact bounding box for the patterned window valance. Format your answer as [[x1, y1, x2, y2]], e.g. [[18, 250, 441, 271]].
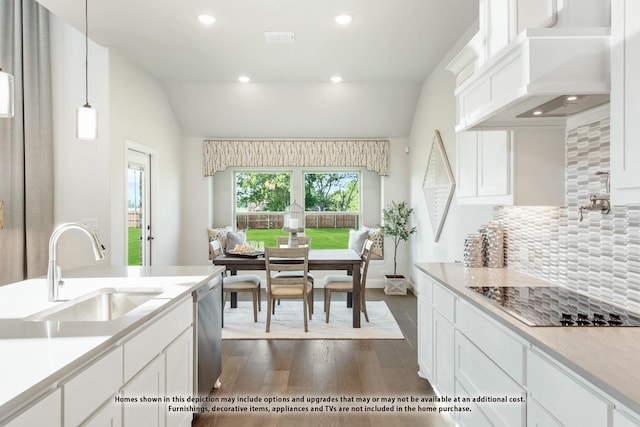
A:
[[203, 139, 390, 176]]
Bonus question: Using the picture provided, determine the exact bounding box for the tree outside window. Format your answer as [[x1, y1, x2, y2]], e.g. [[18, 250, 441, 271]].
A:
[[304, 172, 359, 212], [235, 173, 290, 212]]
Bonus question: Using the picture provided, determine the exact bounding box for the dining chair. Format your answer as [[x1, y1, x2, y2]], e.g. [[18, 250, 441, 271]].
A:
[[277, 235, 310, 247], [323, 239, 373, 323], [264, 246, 313, 332], [210, 240, 261, 322], [274, 235, 314, 313]]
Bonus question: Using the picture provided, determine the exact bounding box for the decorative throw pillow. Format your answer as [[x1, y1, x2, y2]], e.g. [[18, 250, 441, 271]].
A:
[[348, 229, 370, 255], [226, 230, 247, 252], [365, 227, 384, 260], [207, 227, 231, 259]]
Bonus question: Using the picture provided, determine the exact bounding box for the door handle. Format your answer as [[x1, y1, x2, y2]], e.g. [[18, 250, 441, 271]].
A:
[[147, 236, 154, 241]]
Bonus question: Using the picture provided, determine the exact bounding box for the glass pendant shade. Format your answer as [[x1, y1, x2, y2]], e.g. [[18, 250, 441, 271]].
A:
[[0, 69, 15, 118], [76, 104, 98, 140]]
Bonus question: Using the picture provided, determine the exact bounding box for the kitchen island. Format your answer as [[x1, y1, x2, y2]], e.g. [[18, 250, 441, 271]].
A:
[[0, 265, 224, 426], [416, 263, 640, 427]]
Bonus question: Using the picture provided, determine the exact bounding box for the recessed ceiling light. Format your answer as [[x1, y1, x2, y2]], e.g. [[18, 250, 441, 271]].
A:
[[566, 95, 578, 101], [238, 76, 251, 83], [533, 110, 543, 116], [198, 14, 216, 25], [330, 76, 343, 83], [335, 14, 353, 25]]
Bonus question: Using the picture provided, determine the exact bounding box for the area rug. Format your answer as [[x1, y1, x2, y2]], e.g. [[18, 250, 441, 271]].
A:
[[222, 300, 404, 340]]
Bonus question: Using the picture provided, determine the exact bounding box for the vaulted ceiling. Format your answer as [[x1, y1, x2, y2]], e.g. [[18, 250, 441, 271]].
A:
[[36, 0, 477, 138]]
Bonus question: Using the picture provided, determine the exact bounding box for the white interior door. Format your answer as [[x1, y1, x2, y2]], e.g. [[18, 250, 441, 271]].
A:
[[127, 149, 152, 266]]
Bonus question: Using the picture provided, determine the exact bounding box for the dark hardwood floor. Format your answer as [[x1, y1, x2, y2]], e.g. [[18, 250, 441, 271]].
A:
[[192, 289, 453, 427]]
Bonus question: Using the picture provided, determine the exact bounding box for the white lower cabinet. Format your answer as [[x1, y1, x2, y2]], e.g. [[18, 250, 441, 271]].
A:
[[417, 290, 434, 381], [455, 331, 525, 427], [165, 328, 194, 427], [5, 389, 62, 427], [455, 380, 494, 427], [82, 397, 122, 427], [614, 407, 640, 427], [527, 348, 611, 427], [433, 311, 455, 397], [122, 355, 166, 427], [5, 296, 195, 427], [416, 270, 640, 427], [64, 347, 124, 427], [527, 397, 563, 427]]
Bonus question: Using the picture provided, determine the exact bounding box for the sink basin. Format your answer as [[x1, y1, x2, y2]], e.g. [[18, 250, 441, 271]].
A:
[[25, 288, 163, 322]]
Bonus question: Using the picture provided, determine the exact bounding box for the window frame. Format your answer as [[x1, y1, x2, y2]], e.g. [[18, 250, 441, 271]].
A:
[[231, 168, 364, 249]]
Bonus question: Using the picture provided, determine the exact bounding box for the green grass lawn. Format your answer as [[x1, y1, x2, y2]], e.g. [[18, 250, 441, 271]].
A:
[[128, 227, 141, 265], [128, 227, 350, 266], [246, 228, 350, 249]]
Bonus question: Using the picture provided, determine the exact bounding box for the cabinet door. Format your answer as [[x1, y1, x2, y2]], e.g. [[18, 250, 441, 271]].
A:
[[482, 0, 512, 59], [5, 389, 61, 427], [165, 328, 193, 427], [417, 294, 434, 381], [433, 311, 455, 397], [82, 397, 122, 427], [122, 355, 165, 427], [614, 408, 640, 427], [611, 0, 640, 203], [516, 0, 557, 33], [457, 132, 479, 198], [477, 131, 510, 197], [527, 398, 563, 427]]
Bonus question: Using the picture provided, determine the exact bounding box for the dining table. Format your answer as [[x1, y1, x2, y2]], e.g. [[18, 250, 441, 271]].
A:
[[213, 249, 363, 328]]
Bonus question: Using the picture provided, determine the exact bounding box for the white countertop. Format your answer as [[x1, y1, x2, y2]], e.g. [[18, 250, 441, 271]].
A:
[[0, 265, 224, 421], [416, 263, 640, 415]]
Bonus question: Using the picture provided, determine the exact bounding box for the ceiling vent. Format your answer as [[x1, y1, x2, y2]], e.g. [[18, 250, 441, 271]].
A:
[[264, 32, 296, 43]]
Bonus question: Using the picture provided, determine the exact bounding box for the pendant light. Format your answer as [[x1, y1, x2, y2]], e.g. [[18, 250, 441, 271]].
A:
[[76, 0, 97, 140], [0, 67, 14, 118]]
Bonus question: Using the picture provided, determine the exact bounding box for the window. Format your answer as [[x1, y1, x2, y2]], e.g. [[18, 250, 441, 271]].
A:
[[231, 170, 363, 249]]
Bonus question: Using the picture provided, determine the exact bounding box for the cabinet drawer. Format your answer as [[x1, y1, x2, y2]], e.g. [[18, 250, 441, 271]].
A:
[[416, 272, 433, 304], [456, 298, 525, 383], [432, 282, 455, 322], [64, 347, 123, 427], [527, 348, 611, 427], [455, 331, 525, 427], [124, 297, 192, 382], [6, 389, 61, 427]]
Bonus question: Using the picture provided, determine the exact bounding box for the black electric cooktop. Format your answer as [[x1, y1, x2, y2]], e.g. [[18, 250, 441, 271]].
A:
[[467, 286, 640, 327]]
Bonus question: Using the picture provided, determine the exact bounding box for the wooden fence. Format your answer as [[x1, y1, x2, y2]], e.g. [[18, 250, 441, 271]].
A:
[[235, 212, 359, 230]]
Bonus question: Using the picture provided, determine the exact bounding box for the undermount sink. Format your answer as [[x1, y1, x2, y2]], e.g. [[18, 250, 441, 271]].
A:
[[25, 288, 163, 322]]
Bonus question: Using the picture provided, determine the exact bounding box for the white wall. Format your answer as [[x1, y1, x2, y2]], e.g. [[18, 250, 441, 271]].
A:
[[50, 14, 111, 269], [49, 15, 183, 269], [407, 24, 495, 285], [108, 50, 183, 266]]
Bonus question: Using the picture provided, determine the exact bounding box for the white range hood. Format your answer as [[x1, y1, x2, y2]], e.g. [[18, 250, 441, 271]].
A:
[[452, 28, 610, 131]]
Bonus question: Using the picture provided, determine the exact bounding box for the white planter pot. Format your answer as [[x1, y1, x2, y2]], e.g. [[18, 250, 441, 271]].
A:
[[384, 275, 407, 295]]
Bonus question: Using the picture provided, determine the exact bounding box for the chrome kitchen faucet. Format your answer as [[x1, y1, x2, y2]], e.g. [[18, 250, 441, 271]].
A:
[[47, 223, 106, 302]]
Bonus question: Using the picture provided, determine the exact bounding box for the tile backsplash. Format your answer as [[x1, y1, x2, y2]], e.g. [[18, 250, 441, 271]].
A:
[[494, 114, 640, 313]]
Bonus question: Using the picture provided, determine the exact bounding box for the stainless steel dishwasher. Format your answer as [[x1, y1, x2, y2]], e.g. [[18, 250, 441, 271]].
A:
[[193, 275, 222, 396]]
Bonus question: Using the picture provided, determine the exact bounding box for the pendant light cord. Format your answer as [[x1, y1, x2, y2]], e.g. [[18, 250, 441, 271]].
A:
[[84, 0, 90, 108]]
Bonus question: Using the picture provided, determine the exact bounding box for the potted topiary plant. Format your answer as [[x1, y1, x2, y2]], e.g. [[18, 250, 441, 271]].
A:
[[380, 200, 416, 295]]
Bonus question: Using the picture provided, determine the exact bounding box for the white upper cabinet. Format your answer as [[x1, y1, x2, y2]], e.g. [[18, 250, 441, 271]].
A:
[[611, 0, 640, 204], [457, 129, 565, 205], [478, 0, 610, 67], [449, 0, 611, 131]]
